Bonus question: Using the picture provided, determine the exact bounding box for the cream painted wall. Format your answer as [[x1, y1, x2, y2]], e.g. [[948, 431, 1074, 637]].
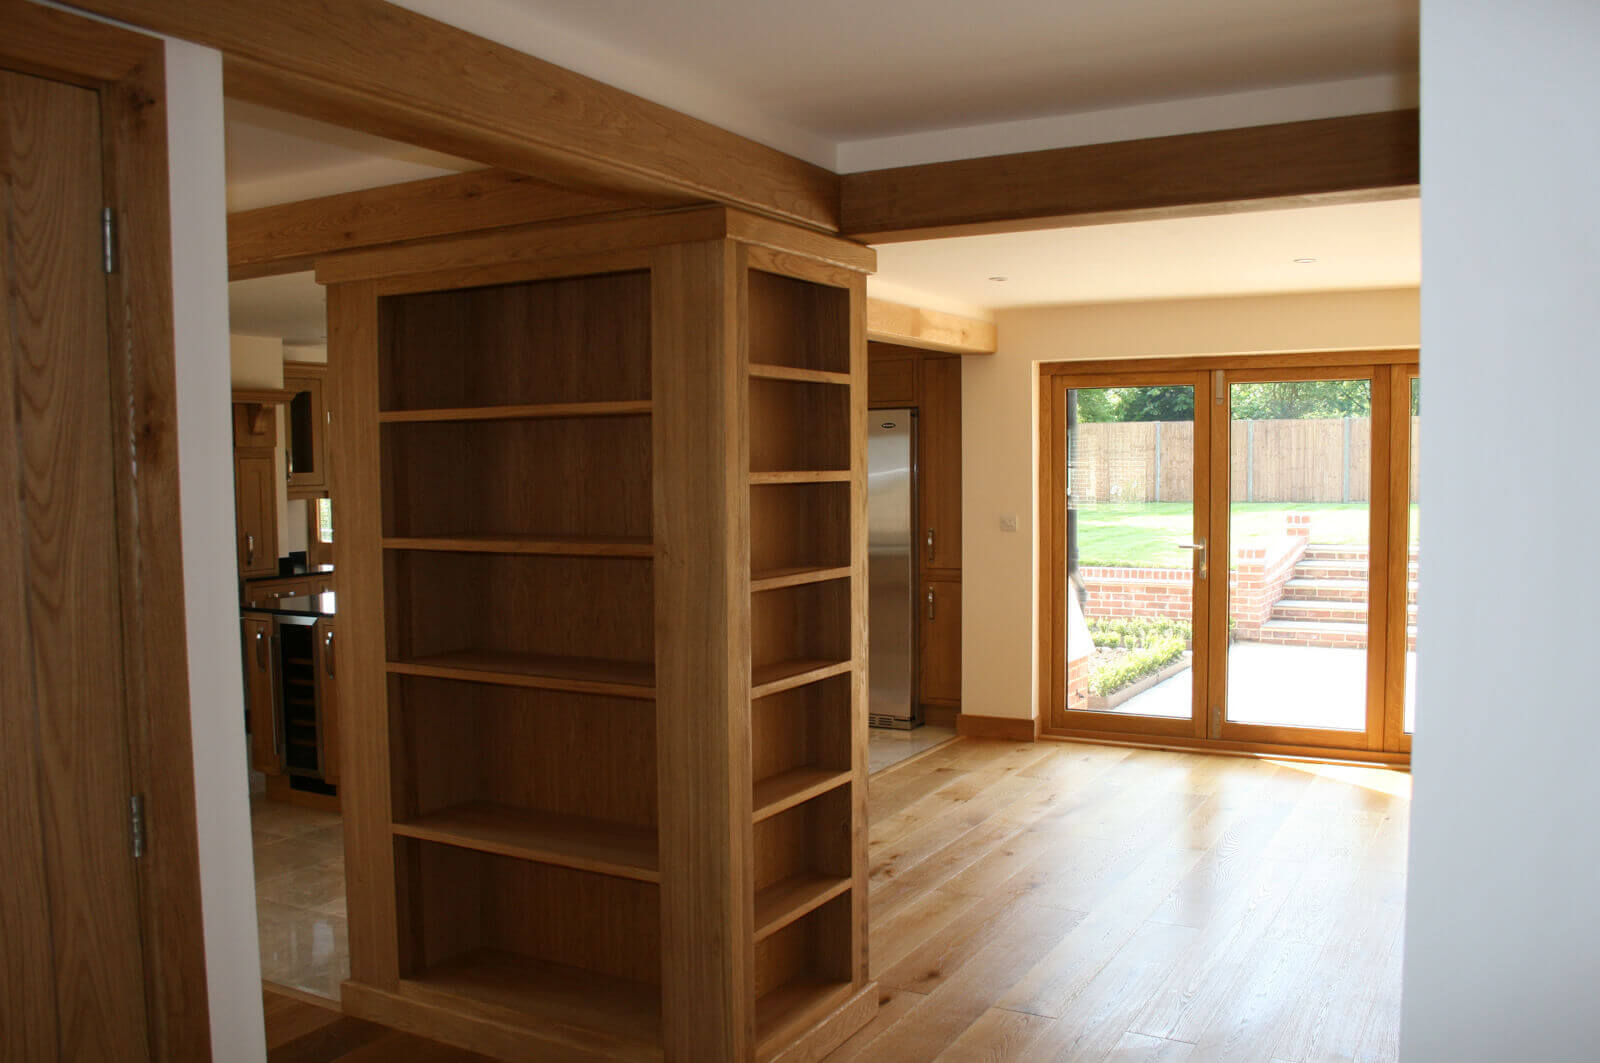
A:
[[963, 287, 1419, 721], [167, 41, 268, 1061]]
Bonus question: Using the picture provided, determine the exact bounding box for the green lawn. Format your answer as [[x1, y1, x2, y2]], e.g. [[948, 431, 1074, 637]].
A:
[[1075, 502, 1421, 568]]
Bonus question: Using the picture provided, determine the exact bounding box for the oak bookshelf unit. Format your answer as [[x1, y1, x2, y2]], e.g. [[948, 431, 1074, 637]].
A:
[[322, 206, 876, 1062]]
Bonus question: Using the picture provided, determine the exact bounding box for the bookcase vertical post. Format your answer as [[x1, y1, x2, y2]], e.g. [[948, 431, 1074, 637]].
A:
[[653, 238, 755, 1061]]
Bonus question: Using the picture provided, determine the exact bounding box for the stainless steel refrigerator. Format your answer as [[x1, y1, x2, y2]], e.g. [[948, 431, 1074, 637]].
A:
[[868, 410, 919, 729]]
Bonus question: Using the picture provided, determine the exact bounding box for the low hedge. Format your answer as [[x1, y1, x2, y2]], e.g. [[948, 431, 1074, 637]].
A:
[[1088, 616, 1191, 649], [1087, 635, 1186, 697]]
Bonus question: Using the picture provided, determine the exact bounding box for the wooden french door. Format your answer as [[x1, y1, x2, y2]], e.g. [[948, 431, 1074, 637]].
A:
[[1041, 354, 1418, 762], [0, 70, 154, 1059]]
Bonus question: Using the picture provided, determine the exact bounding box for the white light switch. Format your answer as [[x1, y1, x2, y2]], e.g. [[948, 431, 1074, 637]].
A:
[[999, 514, 1018, 532]]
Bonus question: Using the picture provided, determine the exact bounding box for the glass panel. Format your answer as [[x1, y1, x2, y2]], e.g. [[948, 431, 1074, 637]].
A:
[[1065, 386, 1197, 719], [1226, 379, 1371, 730], [1405, 378, 1419, 733], [316, 497, 334, 544]]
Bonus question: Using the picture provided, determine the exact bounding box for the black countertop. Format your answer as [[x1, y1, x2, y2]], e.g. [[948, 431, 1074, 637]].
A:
[[242, 592, 336, 617]]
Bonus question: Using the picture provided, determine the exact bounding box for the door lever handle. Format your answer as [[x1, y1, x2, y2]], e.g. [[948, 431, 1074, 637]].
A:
[[1174, 539, 1207, 579]]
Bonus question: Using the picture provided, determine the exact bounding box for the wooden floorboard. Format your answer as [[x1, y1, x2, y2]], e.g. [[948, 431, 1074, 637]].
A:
[[260, 739, 1408, 1062]]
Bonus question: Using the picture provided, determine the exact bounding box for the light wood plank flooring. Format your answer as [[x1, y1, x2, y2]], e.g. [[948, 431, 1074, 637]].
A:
[[264, 738, 1409, 1062]]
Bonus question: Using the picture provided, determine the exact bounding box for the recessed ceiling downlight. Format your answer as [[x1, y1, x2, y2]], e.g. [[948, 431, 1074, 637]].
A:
[[988, 275, 1008, 282], [1294, 257, 1318, 264]]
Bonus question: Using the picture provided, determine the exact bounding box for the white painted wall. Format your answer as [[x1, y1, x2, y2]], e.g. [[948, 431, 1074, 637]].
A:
[[963, 288, 1419, 720], [1400, 3, 1600, 1058], [165, 40, 268, 1062]]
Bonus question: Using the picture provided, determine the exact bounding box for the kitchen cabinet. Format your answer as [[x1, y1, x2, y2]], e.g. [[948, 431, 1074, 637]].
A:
[[920, 578, 962, 705], [283, 363, 329, 493], [312, 618, 339, 784], [919, 355, 962, 579], [242, 616, 281, 774], [233, 451, 279, 578], [869, 343, 964, 714]]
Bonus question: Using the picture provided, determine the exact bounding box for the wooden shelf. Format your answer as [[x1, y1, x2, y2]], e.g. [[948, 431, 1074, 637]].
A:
[[753, 768, 851, 823], [748, 364, 851, 387], [756, 979, 854, 1059], [755, 874, 851, 943], [749, 470, 851, 485], [393, 802, 659, 883], [378, 400, 652, 423], [751, 659, 852, 700], [388, 650, 655, 699], [749, 566, 851, 593], [384, 534, 653, 558], [366, 949, 661, 1061]]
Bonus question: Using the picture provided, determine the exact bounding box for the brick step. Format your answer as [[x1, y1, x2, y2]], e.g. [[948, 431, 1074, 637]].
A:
[[1293, 558, 1369, 580], [1280, 577, 1368, 602], [1270, 599, 1418, 623], [1301, 543, 1421, 562], [1253, 619, 1369, 648]]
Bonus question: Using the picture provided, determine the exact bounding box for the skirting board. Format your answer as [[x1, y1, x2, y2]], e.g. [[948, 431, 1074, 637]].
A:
[[955, 713, 1040, 741]]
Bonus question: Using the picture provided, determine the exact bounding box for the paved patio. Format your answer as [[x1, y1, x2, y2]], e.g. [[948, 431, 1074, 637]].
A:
[[1110, 641, 1370, 730]]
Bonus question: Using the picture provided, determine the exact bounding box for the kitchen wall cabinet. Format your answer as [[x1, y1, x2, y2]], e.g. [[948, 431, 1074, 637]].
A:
[[233, 450, 279, 579], [283, 363, 329, 494]]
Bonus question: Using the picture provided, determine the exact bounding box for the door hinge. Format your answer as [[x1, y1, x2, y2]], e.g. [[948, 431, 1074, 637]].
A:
[[101, 207, 116, 274], [130, 794, 146, 859]]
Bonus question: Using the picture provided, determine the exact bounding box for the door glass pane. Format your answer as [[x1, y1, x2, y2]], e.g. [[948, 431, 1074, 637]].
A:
[[1405, 378, 1419, 733], [1226, 379, 1370, 730], [1065, 386, 1197, 719]]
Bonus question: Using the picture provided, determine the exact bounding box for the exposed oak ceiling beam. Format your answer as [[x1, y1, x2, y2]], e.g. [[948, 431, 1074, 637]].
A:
[[58, 0, 841, 231], [227, 168, 645, 280], [866, 299, 996, 355], [841, 110, 1420, 243]]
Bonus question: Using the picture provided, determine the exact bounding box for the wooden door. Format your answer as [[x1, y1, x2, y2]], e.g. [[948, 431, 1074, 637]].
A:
[[284, 366, 327, 491], [920, 578, 962, 703], [313, 618, 340, 783], [235, 450, 279, 577], [0, 68, 152, 1061], [919, 355, 962, 577], [243, 616, 282, 774]]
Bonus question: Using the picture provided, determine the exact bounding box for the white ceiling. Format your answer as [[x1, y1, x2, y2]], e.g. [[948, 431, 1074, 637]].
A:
[[869, 199, 1420, 316], [225, 100, 476, 212], [392, 0, 1415, 155], [229, 272, 326, 343]]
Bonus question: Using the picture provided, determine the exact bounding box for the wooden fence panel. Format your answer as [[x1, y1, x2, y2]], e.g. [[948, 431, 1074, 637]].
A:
[[1077, 416, 1378, 504]]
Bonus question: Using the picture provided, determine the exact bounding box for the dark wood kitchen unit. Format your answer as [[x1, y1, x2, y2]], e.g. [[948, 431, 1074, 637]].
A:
[[868, 342, 963, 718]]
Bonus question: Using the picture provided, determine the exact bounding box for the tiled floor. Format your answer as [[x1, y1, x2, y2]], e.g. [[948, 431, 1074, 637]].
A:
[[251, 797, 348, 1000], [868, 721, 957, 774]]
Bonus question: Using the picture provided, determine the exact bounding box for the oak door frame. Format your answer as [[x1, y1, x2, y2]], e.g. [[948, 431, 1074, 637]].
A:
[[1038, 368, 1212, 741], [1038, 350, 1420, 764], [1, 3, 213, 1057]]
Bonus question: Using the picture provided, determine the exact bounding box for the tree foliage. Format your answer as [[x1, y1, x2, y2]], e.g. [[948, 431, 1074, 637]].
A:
[[1072, 381, 1372, 423]]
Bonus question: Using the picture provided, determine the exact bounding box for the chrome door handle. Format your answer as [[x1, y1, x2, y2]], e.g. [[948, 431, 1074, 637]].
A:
[[254, 629, 267, 669], [324, 629, 335, 678], [246, 533, 255, 565], [1174, 539, 1207, 579], [927, 528, 935, 562], [927, 586, 935, 620]]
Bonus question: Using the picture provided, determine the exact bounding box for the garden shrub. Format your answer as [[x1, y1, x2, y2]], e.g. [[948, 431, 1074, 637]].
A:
[[1087, 635, 1186, 697]]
